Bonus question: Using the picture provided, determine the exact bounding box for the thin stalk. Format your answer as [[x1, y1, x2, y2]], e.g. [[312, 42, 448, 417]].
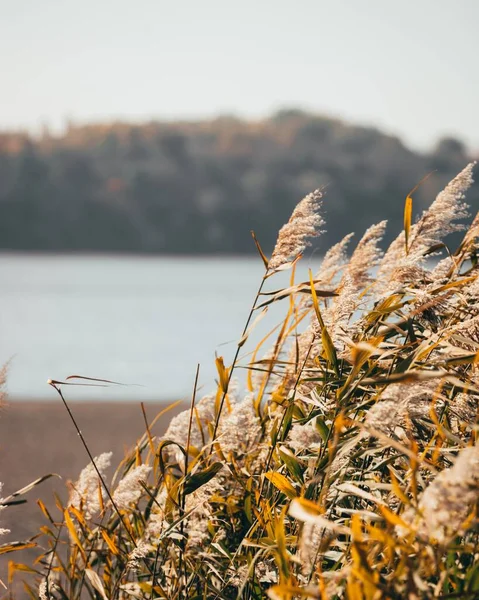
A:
[[178, 364, 200, 596], [49, 381, 168, 588], [259, 339, 314, 497], [43, 517, 65, 600], [210, 273, 268, 443], [49, 381, 138, 548], [49, 381, 160, 593], [150, 543, 163, 600], [184, 364, 200, 484]]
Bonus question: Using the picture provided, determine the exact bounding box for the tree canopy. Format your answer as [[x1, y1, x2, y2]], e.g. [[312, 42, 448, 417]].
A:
[[0, 111, 476, 255]]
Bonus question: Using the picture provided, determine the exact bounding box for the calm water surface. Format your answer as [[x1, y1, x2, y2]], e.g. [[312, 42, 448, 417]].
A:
[[0, 254, 317, 401]]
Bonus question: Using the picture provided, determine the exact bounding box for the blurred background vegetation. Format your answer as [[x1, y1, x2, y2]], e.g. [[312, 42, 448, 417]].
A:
[[1, 109, 476, 256]]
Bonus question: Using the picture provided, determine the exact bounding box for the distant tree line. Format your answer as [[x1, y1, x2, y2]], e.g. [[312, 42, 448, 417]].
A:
[[0, 110, 476, 255]]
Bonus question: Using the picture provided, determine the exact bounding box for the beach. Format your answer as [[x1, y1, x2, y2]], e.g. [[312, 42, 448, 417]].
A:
[[0, 400, 182, 588]]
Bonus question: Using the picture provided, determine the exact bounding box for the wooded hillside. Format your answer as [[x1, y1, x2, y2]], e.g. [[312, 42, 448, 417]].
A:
[[0, 110, 475, 254]]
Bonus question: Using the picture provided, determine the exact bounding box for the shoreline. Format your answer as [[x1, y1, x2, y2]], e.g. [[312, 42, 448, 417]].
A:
[[0, 399, 182, 576]]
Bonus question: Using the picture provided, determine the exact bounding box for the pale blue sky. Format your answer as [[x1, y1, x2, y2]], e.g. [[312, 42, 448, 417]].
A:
[[1, 0, 478, 150]]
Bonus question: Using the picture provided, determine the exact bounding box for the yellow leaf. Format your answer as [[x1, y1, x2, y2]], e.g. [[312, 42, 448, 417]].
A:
[[404, 172, 433, 254], [64, 508, 86, 563], [274, 505, 290, 578], [8, 562, 38, 585], [98, 480, 104, 515], [289, 498, 351, 535], [101, 530, 119, 555], [267, 584, 320, 599], [0, 542, 36, 556], [350, 566, 380, 594], [433, 275, 476, 292], [215, 356, 229, 393], [289, 496, 324, 518], [388, 468, 411, 507], [350, 341, 377, 368], [251, 230, 269, 270], [351, 513, 363, 542], [404, 194, 413, 254], [36, 499, 53, 524], [69, 505, 87, 529], [247, 322, 284, 393], [379, 505, 413, 531], [264, 472, 297, 499], [346, 577, 363, 600]]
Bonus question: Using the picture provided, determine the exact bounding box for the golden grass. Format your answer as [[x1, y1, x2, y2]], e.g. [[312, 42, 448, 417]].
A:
[[3, 163, 479, 599]]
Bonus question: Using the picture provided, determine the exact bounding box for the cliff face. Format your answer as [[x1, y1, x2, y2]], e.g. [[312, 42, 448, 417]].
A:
[[0, 112, 475, 254]]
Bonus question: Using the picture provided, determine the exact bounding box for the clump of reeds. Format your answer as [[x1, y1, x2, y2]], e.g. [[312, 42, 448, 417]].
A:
[[7, 163, 479, 599]]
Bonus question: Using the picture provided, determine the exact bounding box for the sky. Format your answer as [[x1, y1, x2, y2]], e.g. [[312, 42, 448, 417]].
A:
[[1, 0, 478, 151]]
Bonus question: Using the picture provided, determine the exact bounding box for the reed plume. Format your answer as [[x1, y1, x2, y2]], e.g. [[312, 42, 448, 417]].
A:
[[68, 451, 112, 520], [269, 189, 325, 271], [378, 162, 475, 291], [401, 444, 479, 544]]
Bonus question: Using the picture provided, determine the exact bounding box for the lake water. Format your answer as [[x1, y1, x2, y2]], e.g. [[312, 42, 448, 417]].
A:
[[0, 254, 318, 401]]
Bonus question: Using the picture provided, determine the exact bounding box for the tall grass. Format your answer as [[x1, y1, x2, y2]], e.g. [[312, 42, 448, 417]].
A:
[[6, 163, 479, 599]]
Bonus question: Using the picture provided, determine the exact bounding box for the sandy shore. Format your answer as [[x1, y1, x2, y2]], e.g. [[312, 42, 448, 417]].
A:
[[0, 400, 182, 590]]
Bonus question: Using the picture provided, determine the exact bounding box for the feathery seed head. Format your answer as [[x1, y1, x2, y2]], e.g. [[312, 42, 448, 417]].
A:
[[127, 540, 151, 571], [314, 232, 355, 287], [112, 464, 151, 510], [269, 189, 325, 271], [39, 581, 49, 600], [217, 394, 261, 456], [68, 451, 112, 520], [401, 444, 479, 544], [378, 163, 476, 291], [287, 419, 322, 453], [346, 220, 387, 288]]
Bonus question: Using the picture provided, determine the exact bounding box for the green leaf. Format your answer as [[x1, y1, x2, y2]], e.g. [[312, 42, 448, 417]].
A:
[[183, 462, 223, 495], [314, 416, 330, 443], [278, 446, 304, 483], [309, 269, 339, 376]]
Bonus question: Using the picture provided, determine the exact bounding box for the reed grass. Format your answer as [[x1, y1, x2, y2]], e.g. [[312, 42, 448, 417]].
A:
[[5, 163, 479, 599]]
